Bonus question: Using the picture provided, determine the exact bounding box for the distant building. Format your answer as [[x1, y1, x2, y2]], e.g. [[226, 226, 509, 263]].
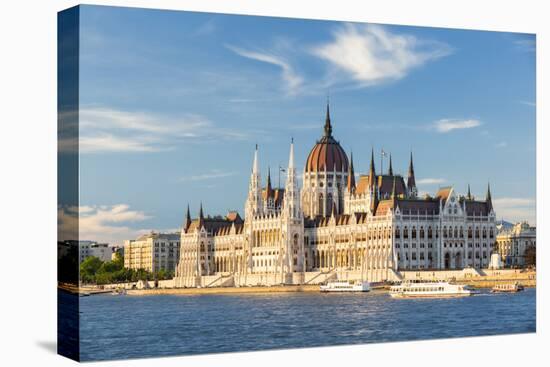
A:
[[496, 222, 536, 267], [79, 241, 112, 263], [124, 232, 180, 273], [110, 245, 124, 261]]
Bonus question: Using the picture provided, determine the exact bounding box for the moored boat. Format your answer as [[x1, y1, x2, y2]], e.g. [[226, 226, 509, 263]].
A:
[[320, 280, 370, 292], [389, 280, 474, 298], [491, 282, 524, 293], [111, 287, 127, 295]]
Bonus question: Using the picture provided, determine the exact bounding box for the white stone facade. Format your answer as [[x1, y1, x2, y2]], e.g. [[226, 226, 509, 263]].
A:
[[174, 107, 497, 287], [496, 222, 536, 267]]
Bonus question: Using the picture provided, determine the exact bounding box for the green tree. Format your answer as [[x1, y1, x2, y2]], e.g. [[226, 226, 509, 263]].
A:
[[80, 256, 103, 283]]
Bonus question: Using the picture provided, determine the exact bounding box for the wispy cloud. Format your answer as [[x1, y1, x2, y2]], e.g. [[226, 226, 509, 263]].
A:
[[432, 118, 481, 133], [59, 106, 249, 154], [495, 141, 508, 148], [519, 100, 536, 107], [417, 178, 446, 185], [179, 169, 238, 182], [514, 38, 536, 52], [311, 24, 452, 87], [58, 204, 152, 245], [493, 197, 536, 225], [226, 45, 303, 95]]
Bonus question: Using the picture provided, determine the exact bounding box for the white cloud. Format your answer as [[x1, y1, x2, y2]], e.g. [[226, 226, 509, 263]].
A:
[[179, 169, 238, 182], [519, 101, 536, 107], [311, 24, 451, 87], [58, 204, 153, 245], [432, 118, 481, 133], [495, 141, 508, 148], [417, 178, 446, 185], [226, 45, 303, 95], [62, 106, 249, 154], [493, 197, 536, 225]]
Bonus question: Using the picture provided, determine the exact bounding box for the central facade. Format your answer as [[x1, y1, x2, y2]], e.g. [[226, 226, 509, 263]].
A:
[[174, 105, 497, 287]]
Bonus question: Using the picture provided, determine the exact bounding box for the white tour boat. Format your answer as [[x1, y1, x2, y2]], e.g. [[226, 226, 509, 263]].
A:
[[491, 282, 524, 293], [389, 280, 474, 298], [320, 280, 370, 292]]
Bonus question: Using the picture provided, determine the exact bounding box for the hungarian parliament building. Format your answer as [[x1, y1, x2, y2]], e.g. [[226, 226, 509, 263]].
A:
[[174, 104, 497, 287]]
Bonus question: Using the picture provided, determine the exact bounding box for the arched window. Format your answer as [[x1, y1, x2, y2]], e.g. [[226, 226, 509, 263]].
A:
[[395, 227, 401, 239], [318, 194, 324, 216], [482, 228, 487, 239], [403, 226, 409, 239], [443, 226, 448, 238], [475, 227, 480, 239], [454, 227, 458, 238], [489, 228, 494, 238], [468, 227, 473, 239], [420, 227, 425, 239], [412, 227, 417, 239], [327, 193, 333, 214], [428, 226, 433, 239]]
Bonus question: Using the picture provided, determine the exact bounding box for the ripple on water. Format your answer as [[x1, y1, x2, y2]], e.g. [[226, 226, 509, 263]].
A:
[[78, 288, 536, 361]]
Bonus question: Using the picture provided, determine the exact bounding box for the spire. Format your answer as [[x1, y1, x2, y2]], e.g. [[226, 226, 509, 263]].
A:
[[288, 137, 295, 169], [347, 151, 356, 193], [388, 153, 394, 176], [324, 100, 332, 137], [184, 203, 191, 231], [246, 144, 263, 218], [283, 138, 300, 219], [199, 202, 204, 220], [252, 144, 259, 174], [467, 184, 472, 200], [486, 182, 493, 212], [407, 151, 417, 197], [369, 147, 376, 187], [266, 166, 273, 200]]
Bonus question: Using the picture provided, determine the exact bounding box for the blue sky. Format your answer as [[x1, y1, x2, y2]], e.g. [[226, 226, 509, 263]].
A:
[[72, 5, 536, 244]]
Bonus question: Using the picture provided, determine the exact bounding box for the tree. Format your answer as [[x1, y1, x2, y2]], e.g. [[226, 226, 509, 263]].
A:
[[80, 256, 103, 283]]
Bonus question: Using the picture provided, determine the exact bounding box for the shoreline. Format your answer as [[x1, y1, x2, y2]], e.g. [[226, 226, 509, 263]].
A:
[[124, 282, 535, 296]]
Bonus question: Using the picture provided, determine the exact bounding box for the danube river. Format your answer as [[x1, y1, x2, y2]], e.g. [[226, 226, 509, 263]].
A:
[[78, 288, 535, 361]]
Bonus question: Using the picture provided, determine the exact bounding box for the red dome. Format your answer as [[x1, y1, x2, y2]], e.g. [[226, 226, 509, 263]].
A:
[[305, 104, 349, 173], [305, 136, 349, 172]]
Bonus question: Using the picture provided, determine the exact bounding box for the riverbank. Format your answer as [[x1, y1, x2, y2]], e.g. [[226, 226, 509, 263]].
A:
[[89, 269, 536, 296], [127, 284, 322, 296]]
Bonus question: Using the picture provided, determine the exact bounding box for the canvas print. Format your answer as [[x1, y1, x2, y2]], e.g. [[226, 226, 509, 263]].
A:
[[58, 5, 536, 362]]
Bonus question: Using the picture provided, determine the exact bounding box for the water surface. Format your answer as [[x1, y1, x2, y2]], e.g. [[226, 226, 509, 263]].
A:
[[79, 288, 536, 361]]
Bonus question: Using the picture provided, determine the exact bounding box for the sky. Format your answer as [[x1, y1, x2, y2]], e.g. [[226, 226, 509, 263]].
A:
[[68, 5, 536, 244]]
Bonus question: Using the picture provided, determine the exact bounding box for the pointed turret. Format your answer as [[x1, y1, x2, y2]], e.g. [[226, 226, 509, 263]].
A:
[[324, 101, 332, 137], [467, 184, 472, 200], [407, 151, 417, 198], [266, 166, 273, 197], [331, 201, 337, 218], [252, 144, 259, 175], [245, 145, 263, 218], [347, 151, 356, 193], [486, 182, 493, 212], [369, 147, 376, 188], [388, 154, 394, 176], [184, 203, 191, 232], [199, 202, 204, 220], [283, 138, 300, 219]]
